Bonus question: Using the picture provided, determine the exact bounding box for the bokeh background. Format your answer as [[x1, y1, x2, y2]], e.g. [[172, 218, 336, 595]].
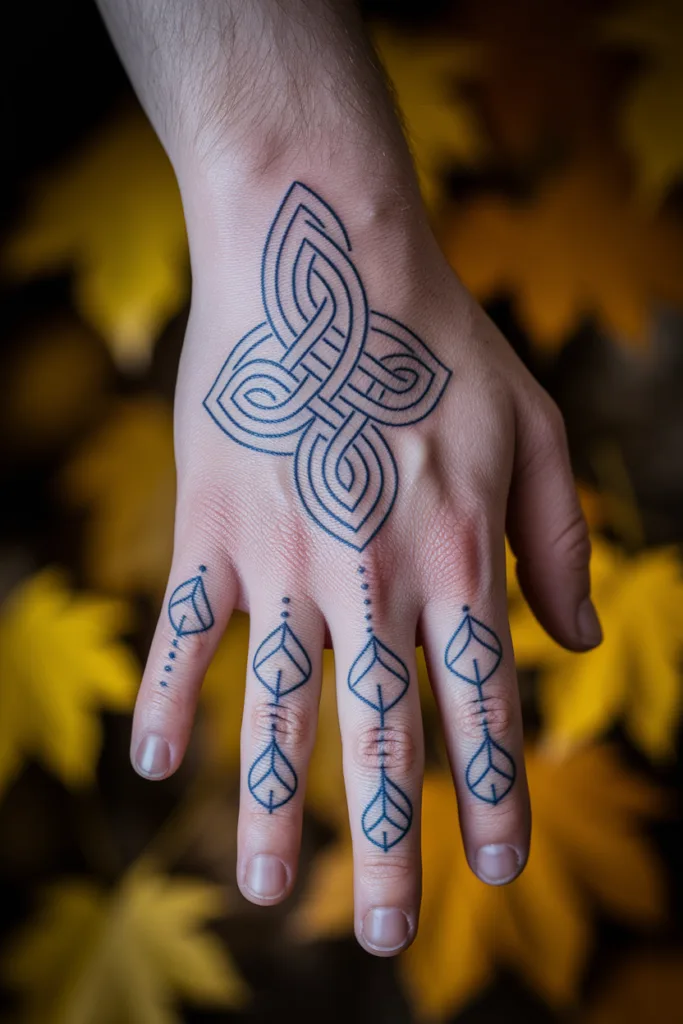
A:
[[1, 0, 683, 1021]]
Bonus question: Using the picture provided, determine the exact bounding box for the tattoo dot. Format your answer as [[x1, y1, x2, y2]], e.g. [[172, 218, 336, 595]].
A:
[[282, 596, 290, 604], [164, 665, 172, 672], [281, 611, 289, 618], [361, 583, 369, 591], [160, 680, 168, 688], [366, 626, 374, 634], [363, 599, 371, 606], [199, 564, 207, 573], [462, 604, 470, 612], [358, 566, 366, 574], [365, 614, 372, 621], [169, 651, 176, 660]]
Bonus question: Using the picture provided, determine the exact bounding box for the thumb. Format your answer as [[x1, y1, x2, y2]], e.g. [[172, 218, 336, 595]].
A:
[[507, 391, 602, 652]]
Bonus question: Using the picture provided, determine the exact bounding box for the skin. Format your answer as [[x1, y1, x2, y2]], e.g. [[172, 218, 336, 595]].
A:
[[96, 0, 602, 957]]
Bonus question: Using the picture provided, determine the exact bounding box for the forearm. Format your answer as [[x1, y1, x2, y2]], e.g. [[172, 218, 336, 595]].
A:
[[96, 0, 439, 311], [95, 0, 415, 193]]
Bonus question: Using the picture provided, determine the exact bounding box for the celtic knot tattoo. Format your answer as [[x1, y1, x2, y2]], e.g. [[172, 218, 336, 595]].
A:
[[204, 182, 451, 549]]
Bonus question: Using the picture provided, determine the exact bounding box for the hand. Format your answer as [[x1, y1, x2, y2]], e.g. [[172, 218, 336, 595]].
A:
[[128, 171, 601, 956]]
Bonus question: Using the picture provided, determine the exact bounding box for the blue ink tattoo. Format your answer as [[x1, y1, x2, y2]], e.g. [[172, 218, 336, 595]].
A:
[[348, 568, 412, 850], [248, 599, 312, 812], [203, 182, 451, 550], [159, 565, 214, 687], [445, 606, 516, 805]]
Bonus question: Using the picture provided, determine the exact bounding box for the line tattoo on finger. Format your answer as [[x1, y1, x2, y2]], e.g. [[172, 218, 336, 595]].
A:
[[159, 565, 214, 687], [203, 182, 451, 549], [348, 567, 412, 851], [248, 598, 312, 812], [445, 607, 516, 805]]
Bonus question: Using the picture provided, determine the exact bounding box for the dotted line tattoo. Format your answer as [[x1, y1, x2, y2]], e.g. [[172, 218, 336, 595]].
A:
[[445, 607, 516, 804], [347, 566, 412, 851], [161, 565, 214, 687], [247, 598, 312, 812]]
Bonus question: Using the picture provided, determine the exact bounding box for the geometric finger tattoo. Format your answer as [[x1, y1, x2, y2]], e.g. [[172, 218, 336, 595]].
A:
[[247, 598, 312, 812], [445, 607, 516, 805], [160, 565, 215, 686], [348, 567, 413, 851]]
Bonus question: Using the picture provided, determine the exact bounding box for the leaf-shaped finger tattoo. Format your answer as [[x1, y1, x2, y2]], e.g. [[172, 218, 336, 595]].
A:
[[348, 566, 413, 851], [160, 566, 215, 687], [248, 598, 312, 812], [445, 606, 516, 805]]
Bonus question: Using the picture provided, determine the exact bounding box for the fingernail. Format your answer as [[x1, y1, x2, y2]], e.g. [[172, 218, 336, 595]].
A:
[[476, 844, 520, 884], [362, 907, 410, 952], [134, 734, 171, 779], [577, 597, 603, 648], [245, 855, 288, 900]]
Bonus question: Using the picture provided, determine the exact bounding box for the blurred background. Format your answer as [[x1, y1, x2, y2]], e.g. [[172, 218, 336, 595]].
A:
[[1, 0, 683, 1021]]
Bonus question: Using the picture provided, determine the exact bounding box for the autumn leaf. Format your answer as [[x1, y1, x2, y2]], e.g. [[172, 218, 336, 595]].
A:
[[510, 539, 683, 761], [1, 318, 111, 454], [3, 108, 187, 369], [294, 747, 666, 1021], [583, 950, 683, 1024], [372, 26, 484, 209], [605, 0, 683, 205], [0, 569, 137, 798], [446, 157, 683, 349], [60, 398, 175, 598], [3, 872, 247, 1024]]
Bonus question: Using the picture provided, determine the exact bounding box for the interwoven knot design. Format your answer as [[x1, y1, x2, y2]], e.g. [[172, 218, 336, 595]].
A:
[[204, 182, 451, 549]]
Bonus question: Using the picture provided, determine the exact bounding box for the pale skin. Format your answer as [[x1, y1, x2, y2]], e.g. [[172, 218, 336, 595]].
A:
[[96, 0, 602, 956]]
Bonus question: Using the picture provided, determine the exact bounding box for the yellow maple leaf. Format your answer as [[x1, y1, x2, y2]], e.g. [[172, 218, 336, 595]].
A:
[[3, 872, 247, 1024], [1, 318, 111, 454], [294, 747, 666, 1021], [510, 539, 683, 761], [605, 0, 683, 206], [3, 108, 187, 369], [372, 27, 484, 209], [60, 398, 175, 598], [0, 569, 137, 798], [446, 157, 683, 349]]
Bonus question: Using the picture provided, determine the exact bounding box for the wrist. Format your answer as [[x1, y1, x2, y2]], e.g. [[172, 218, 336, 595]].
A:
[[180, 157, 443, 314]]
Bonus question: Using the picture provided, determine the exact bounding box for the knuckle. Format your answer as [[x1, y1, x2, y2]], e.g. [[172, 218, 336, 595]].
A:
[[360, 853, 414, 887], [458, 691, 516, 743], [427, 506, 495, 598], [552, 512, 591, 571], [182, 483, 234, 546], [353, 722, 417, 776], [251, 699, 313, 751], [146, 683, 185, 718], [541, 399, 569, 452]]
